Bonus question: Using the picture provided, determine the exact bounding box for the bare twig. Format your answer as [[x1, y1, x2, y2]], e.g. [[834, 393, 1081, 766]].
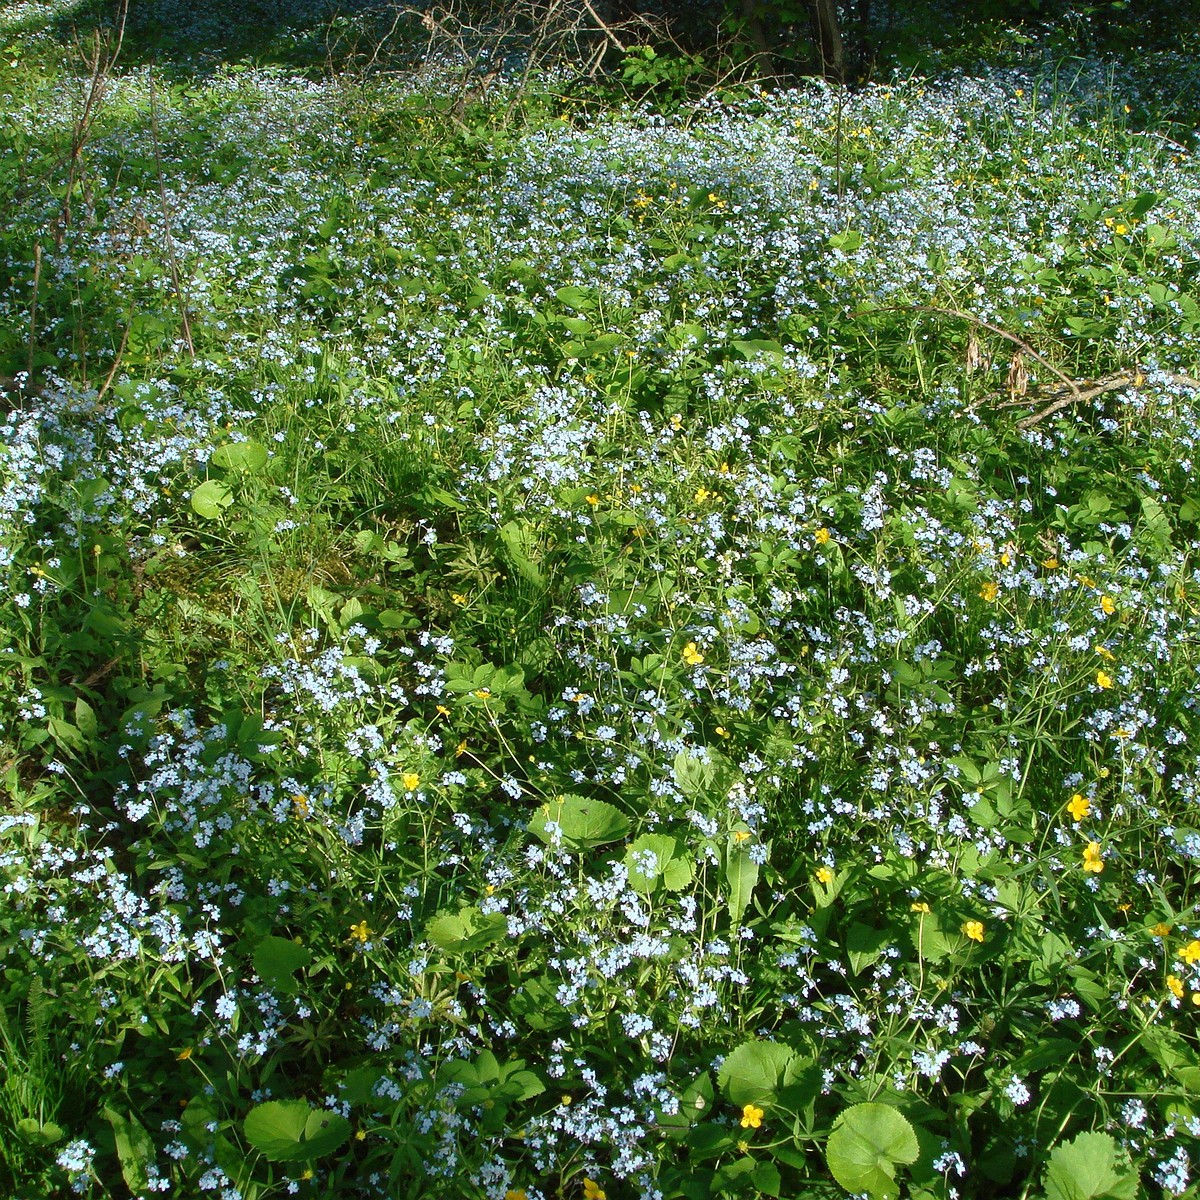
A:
[[148, 69, 195, 360], [913, 303, 1081, 398], [95, 325, 130, 407], [1013, 369, 1200, 429], [54, 0, 127, 248], [27, 242, 41, 381]]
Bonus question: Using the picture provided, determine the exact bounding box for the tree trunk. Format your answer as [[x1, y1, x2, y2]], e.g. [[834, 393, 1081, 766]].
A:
[[808, 0, 844, 81], [740, 0, 778, 80]]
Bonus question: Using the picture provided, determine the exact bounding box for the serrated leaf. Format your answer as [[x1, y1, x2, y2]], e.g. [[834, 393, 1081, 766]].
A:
[[1045, 1131, 1138, 1200], [528, 794, 629, 851], [717, 1040, 796, 1106], [826, 1103, 919, 1200]]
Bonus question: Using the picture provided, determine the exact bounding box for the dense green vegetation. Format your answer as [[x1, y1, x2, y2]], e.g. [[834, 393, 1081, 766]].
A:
[[3, 2, 1200, 1197]]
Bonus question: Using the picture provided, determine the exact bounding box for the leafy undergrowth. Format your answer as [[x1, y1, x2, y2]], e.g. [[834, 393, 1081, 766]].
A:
[[4, 11, 1200, 1200]]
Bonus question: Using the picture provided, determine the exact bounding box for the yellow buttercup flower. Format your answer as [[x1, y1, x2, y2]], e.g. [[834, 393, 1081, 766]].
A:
[[348, 920, 371, 944], [911, 901, 931, 914], [1095, 670, 1114, 690], [401, 771, 420, 791], [814, 527, 831, 545], [1150, 922, 1172, 938], [740, 1103, 764, 1129], [815, 866, 835, 885], [682, 641, 704, 666], [1100, 595, 1116, 615], [979, 581, 999, 602], [583, 1180, 606, 1200], [1067, 793, 1090, 821], [962, 920, 985, 943], [1177, 940, 1200, 965], [1082, 842, 1104, 874], [1167, 974, 1185, 999]]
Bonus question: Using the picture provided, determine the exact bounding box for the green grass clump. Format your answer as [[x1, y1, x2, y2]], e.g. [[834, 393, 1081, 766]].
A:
[[3, 9, 1200, 1200]]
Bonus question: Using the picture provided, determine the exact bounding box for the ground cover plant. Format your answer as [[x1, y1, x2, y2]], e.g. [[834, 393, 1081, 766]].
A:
[[4, 2, 1200, 1198]]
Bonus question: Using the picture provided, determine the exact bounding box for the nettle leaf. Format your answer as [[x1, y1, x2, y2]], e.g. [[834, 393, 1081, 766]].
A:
[[826, 1103, 919, 1200], [717, 1040, 796, 1107], [190, 479, 234, 519], [528, 794, 629, 851], [243, 1100, 350, 1163], [1044, 1131, 1138, 1200], [210, 439, 268, 473], [624, 834, 694, 894]]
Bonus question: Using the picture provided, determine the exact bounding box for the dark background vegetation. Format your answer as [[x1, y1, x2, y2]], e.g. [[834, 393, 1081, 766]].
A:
[[17, 0, 1200, 87]]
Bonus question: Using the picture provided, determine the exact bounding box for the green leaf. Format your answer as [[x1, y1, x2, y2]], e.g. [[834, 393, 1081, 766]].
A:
[[731, 339, 785, 361], [426, 905, 509, 954], [717, 1040, 796, 1106], [243, 1101, 350, 1163], [499, 519, 545, 587], [253, 936, 313, 995], [210, 440, 268, 473], [16, 1117, 63, 1146], [555, 284, 595, 311], [190, 479, 234, 519], [673, 749, 714, 797], [624, 834, 694, 894], [847, 923, 890, 975], [528, 794, 629, 851], [725, 840, 760, 922], [104, 1107, 155, 1194], [826, 1103, 919, 1200], [1044, 1131, 1138, 1200], [74, 697, 98, 739]]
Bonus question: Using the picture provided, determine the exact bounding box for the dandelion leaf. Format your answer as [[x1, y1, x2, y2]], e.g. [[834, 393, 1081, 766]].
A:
[[725, 840, 760, 921]]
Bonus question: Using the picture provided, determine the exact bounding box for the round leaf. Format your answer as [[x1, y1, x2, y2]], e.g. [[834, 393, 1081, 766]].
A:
[[826, 1103, 919, 1200], [210, 440, 268, 473], [190, 479, 234, 519], [244, 1101, 350, 1163]]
